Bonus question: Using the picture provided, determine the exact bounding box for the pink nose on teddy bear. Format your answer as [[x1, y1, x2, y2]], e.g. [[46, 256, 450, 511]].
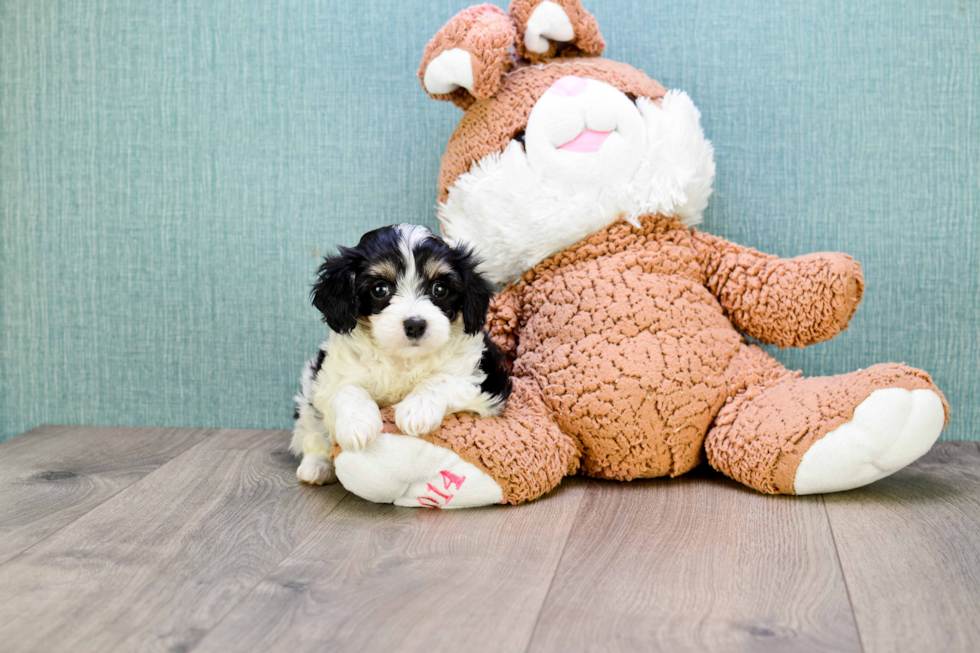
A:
[[550, 75, 588, 97]]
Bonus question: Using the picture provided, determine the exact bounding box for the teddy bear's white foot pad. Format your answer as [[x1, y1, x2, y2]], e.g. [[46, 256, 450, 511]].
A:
[[794, 388, 944, 494], [335, 433, 503, 509]]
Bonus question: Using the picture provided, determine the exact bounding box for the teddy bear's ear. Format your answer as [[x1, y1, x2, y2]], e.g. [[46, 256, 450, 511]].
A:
[[508, 0, 605, 63], [418, 4, 517, 111]]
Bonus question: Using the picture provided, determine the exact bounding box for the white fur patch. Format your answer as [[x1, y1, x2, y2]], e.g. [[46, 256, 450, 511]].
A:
[[524, 77, 647, 191], [369, 298, 451, 358], [524, 1, 575, 53], [297, 454, 337, 485], [439, 88, 716, 285], [335, 433, 503, 508], [394, 391, 447, 437], [423, 47, 474, 94], [332, 385, 384, 452], [793, 388, 945, 494], [291, 320, 502, 470], [393, 371, 502, 437]]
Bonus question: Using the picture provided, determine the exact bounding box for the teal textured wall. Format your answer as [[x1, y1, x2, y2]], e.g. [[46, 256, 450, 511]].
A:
[[1, 0, 977, 443]]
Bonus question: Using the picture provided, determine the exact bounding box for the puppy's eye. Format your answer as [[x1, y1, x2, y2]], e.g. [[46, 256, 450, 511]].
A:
[[371, 282, 390, 299], [430, 282, 448, 298]]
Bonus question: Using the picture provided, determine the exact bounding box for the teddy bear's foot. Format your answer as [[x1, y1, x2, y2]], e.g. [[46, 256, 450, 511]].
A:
[[335, 433, 504, 509], [793, 387, 945, 494], [706, 362, 949, 495], [333, 377, 580, 507]]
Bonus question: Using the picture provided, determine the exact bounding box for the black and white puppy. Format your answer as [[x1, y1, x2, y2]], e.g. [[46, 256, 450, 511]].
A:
[[291, 224, 512, 485]]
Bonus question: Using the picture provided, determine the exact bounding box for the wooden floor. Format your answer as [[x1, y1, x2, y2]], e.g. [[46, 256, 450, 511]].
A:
[[0, 426, 977, 653]]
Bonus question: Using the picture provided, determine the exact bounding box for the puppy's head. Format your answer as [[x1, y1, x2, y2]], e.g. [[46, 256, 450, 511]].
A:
[[311, 224, 493, 357]]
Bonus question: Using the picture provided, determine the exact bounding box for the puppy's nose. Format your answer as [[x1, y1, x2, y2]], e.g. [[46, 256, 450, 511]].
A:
[[403, 317, 427, 340]]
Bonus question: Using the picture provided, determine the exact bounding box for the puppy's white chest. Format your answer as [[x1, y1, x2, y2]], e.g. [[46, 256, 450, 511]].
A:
[[359, 358, 443, 407], [318, 347, 439, 408]]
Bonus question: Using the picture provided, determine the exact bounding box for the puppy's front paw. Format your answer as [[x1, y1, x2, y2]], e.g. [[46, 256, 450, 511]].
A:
[[334, 406, 383, 452], [395, 393, 448, 437], [297, 454, 337, 485]]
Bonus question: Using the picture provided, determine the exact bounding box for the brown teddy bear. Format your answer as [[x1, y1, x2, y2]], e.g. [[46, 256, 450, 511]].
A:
[[330, 0, 948, 508]]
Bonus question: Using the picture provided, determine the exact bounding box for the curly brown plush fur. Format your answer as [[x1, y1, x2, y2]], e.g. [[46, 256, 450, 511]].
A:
[[341, 213, 946, 504], [332, 0, 948, 506]]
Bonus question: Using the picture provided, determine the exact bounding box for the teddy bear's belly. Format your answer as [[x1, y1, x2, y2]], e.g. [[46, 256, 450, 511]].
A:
[[514, 262, 742, 481]]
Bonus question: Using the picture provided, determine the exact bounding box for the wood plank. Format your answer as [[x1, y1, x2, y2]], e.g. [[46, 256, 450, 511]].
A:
[[528, 468, 862, 653], [0, 428, 347, 653], [824, 441, 980, 653], [0, 425, 211, 566], [191, 478, 589, 653]]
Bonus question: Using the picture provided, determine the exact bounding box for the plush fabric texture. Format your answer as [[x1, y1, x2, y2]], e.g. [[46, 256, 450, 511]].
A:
[[333, 377, 578, 505], [334, 429, 506, 508], [435, 58, 666, 203], [790, 387, 947, 494], [418, 4, 516, 110], [691, 231, 865, 348], [324, 0, 953, 506], [335, 215, 947, 503], [509, 0, 605, 63], [706, 362, 948, 494], [436, 87, 715, 284], [417, 376, 580, 504], [484, 214, 946, 493]]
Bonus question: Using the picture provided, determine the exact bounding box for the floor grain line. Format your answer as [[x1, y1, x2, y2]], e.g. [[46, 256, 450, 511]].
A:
[[191, 478, 590, 653], [186, 490, 354, 652], [0, 427, 347, 653], [823, 442, 980, 653], [0, 428, 222, 571], [526, 468, 862, 652], [522, 478, 595, 653], [822, 495, 867, 653], [2, 428, 978, 653], [0, 425, 214, 568]]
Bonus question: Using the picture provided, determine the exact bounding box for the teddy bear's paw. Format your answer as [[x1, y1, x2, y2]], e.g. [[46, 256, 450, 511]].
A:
[[394, 393, 447, 437], [334, 405, 383, 453], [335, 433, 503, 509], [794, 388, 945, 494], [296, 454, 337, 485]]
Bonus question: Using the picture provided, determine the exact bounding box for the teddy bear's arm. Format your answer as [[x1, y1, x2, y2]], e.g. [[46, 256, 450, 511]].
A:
[[691, 230, 865, 348], [486, 283, 524, 369]]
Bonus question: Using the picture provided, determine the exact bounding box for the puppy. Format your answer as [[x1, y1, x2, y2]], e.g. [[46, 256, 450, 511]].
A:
[[291, 224, 512, 485]]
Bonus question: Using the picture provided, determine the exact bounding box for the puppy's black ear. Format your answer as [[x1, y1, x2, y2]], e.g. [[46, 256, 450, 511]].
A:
[[455, 245, 495, 335], [311, 247, 360, 334]]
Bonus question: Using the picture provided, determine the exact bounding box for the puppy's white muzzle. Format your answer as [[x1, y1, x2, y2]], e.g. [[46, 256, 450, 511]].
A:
[[370, 296, 452, 358]]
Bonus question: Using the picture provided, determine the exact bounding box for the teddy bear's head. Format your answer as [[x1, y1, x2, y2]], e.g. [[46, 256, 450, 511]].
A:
[[419, 1, 717, 284]]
